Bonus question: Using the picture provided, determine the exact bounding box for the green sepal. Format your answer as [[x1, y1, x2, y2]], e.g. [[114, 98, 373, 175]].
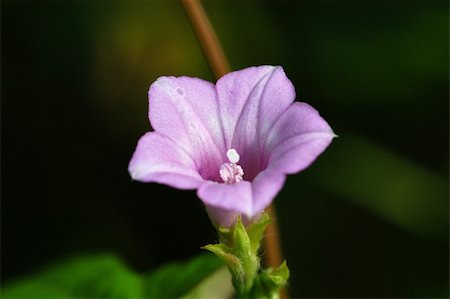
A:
[[261, 261, 290, 290], [246, 212, 272, 253], [232, 217, 259, 278], [233, 217, 252, 255], [201, 244, 243, 277], [205, 216, 259, 296], [250, 261, 289, 299], [272, 261, 290, 284], [203, 212, 289, 298]]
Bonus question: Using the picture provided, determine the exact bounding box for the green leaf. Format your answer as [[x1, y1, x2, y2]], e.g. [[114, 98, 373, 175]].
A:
[[1, 254, 143, 299], [143, 253, 229, 298], [1, 281, 70, 299], [1, 253, 231, 299], [182, 267, 233, 299]]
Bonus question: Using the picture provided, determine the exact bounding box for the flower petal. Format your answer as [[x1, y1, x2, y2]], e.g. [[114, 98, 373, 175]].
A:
[[197, 181, 253, 217], [204, 206, 242, 228], [216, 66, 296, 179], [198, 170, 286, 225], [251, 170, 286, 215], [128, 132, 204, 189], [265, 102, 335, 174], [148, 76, 225, 181]]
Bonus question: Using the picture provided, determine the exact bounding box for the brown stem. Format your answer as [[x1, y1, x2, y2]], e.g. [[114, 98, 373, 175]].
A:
[[264, 205, 288, 299], [180, 0, 230, 78], [180, 1, 287, 298]]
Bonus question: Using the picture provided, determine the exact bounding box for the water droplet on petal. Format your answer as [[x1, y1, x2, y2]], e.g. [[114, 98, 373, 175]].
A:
[[176, 87, 184, 96], [189, 122, 198, 130]]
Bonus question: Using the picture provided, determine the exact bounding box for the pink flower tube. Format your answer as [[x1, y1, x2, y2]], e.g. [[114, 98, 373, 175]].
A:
[[129, 66, 335, 227]]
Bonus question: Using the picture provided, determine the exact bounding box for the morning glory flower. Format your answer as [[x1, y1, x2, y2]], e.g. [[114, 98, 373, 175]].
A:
[[129, 66, 334, 227]]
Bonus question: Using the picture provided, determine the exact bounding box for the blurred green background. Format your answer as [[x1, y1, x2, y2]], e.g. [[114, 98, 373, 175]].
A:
[[2, 0, 448, 298]]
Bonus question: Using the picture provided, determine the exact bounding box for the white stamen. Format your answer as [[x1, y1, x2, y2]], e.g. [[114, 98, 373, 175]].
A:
[[220, 149, 244, 184], [227, 149, 240, 163]]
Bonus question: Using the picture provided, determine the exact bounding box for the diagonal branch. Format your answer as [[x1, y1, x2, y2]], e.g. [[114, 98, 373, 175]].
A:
[[180, 0, 230, 78]]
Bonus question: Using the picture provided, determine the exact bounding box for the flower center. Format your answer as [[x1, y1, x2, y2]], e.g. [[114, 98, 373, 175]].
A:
[[219, 149, 244, 184]]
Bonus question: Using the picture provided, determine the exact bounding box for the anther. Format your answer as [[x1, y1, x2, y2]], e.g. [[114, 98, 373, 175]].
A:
[[219, 149, 244, 184]]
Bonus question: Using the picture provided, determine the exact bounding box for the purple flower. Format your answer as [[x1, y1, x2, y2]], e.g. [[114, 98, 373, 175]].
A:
[[129, 66, 334, 227]]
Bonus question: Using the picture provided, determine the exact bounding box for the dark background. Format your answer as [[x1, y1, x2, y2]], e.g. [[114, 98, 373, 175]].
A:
[[2, 0, 448, 297]]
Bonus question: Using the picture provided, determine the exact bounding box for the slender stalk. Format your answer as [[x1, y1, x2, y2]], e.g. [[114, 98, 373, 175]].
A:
[[263, 206, 283, 268], [264, 205, 288, 299], [180, 1, 287, 297], [180, 0, 230, 78]]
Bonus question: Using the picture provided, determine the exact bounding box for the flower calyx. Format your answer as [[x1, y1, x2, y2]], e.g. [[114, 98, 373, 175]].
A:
[[203, 212, 289, 298]]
